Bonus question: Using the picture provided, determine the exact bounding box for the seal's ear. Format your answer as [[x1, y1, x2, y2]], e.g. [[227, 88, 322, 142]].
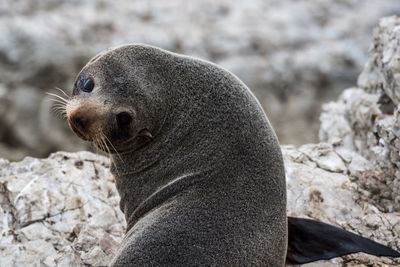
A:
[[286, 217, 400, 264]]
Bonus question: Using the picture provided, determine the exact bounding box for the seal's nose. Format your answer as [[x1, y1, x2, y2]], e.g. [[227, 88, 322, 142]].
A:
[[69, 110, 95, 138], [66, 101, 102, 140], [71, 114, 88, 132]]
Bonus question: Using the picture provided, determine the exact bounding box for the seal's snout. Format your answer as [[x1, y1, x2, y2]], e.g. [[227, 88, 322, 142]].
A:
[[116, 111, 133, 129], [67, 101, 104, 140]]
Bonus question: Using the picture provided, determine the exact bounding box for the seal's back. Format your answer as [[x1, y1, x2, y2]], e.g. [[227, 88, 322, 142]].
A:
[[104, 45, 288, 266]]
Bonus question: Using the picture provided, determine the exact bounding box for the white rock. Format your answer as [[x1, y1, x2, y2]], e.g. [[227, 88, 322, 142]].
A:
[[19, 222, 55, 241], [0, 151, 125, 267], [321, 16, 400, 211], [298, 143, 347, 173], [0, 146, 398, 266]]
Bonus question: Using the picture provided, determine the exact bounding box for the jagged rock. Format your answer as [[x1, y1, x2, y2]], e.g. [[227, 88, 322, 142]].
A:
[[0, 151, 125, 266], [0, 149, 399, 266], [284, 144, 400, 266], [320, 16, 400, 212]]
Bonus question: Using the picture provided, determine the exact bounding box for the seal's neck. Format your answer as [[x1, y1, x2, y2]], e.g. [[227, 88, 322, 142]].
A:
[[109, 103, 205, 231]]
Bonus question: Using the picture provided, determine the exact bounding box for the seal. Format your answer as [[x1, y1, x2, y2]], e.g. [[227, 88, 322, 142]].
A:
[[67, 44, 288, 266], [65, 44, 400, 266]]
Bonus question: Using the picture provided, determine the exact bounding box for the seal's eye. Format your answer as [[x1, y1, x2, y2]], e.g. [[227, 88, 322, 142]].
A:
[[82, 78, 94, 93], [116, 112, 133, 129]]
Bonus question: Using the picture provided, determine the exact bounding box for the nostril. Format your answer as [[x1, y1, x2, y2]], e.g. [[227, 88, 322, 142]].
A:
[[72, 115, 87, 130], [116, 112, 132, 129]]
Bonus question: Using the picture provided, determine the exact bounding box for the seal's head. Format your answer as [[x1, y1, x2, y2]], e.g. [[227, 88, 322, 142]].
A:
[[66, 45, 168, 153]]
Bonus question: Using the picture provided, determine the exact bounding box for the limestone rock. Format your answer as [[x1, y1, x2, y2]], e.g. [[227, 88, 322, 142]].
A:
[[284, 145, 400, 266], [320, 16, 400, 212], [0, 151, 125, 266], [1, 149, 399, 266]]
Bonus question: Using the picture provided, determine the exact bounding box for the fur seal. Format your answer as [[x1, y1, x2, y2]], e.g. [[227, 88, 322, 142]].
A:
[[65, 44, 400, 266]]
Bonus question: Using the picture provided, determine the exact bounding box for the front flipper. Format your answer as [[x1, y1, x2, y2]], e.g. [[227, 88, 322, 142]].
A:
[[286, 216, 400, 264]]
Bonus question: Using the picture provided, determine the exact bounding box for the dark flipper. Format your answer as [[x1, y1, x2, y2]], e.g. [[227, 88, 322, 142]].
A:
[[286, 216, 400, 264]]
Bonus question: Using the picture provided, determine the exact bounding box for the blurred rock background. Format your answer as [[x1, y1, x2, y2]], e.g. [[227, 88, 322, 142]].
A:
[[1, 0, 400, 161]]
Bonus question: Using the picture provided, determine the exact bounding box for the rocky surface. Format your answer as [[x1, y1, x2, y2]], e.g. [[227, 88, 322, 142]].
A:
[[2, 0, 400, 161], [320, 16, 400, 212], [285, 143, 400, 266], [0, 152, 125, 266], [0, 147, 399, 266]]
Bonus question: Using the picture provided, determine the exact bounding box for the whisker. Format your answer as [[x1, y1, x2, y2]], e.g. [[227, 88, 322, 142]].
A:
[[102, 134, 121, 176], [51, 101, 66, 106], [52, 110, 65, 118], [55, 87, 70, 99], [46, 91, 68, 100], [45, 91, 69, 121], [52, 111, 67, 118], [45, 92, 69, 103], [55, 112, 67, 119], [93, 135, 102, 154], [103, 134, 124, 163], [53, 113, 65, 119], [100, 134, 111, 155], [46, 100, 68, 110], [53, 110, 67, 118], [92, 136, 102, 164], [50, 105, 67, 119], [101, 133, 124, 176], [100, 134, 121, 177], [51, 107, 67, 113], [45, 98, 68, 106], [51, 102, 66, 106], [91, 136, 102, 168], [51, 103, 67, 109], [96, 135, 106, 153]]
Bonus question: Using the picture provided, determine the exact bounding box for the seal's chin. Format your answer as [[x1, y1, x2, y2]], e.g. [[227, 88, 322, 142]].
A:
[[92, 137, 114, 154], [89, 128, 134, 154]]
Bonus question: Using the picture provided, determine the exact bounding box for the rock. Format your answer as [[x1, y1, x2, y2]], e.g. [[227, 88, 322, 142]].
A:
[[284, 145, 400, 266], [0, 151, 125, 266], [320, 16, 400, 212], [0, 148, 399, 266], [285, 145, 361, 223], [297, 143, 348, 173]]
